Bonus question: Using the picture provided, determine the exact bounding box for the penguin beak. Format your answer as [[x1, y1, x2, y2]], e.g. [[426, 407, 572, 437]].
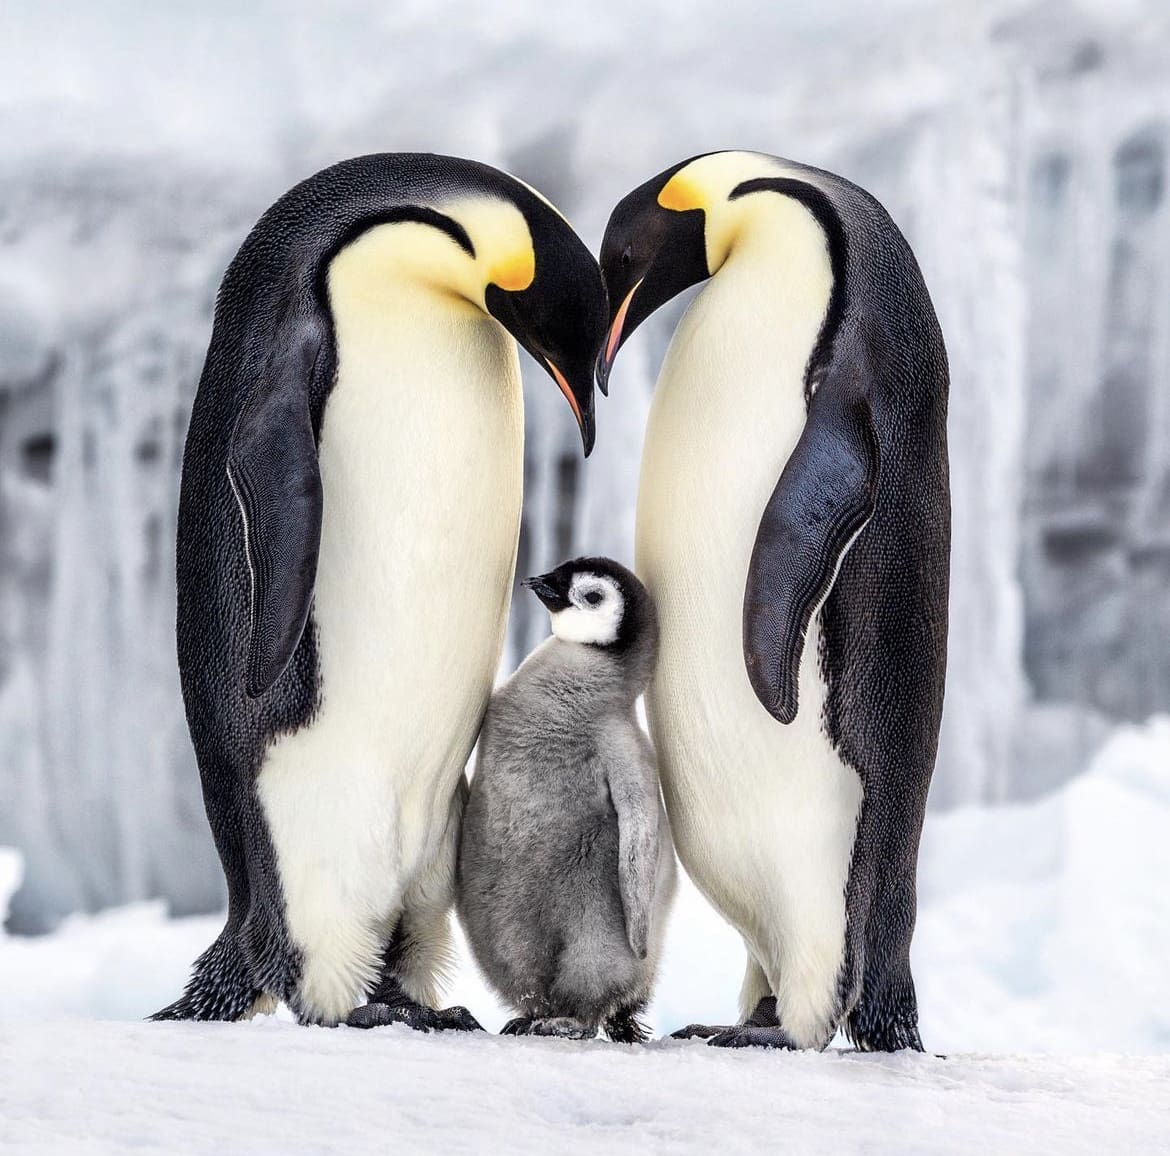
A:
[[545, 357, 596, 457], [523, 574, 572, 612], [596, 278, 642, 397]]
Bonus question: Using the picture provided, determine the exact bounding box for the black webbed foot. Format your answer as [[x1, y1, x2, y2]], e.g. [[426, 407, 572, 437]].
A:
[[671, 997, 782, 1043], [503, 1016, 595, 1039], [346, 1000, 483, 1033], [670, 1022, 730, 1040], [707, 1024, 798, 1049], [347, 968, 483, 1033]]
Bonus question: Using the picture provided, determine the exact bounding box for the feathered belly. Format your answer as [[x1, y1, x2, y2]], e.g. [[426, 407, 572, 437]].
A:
[[635, 271, 861, 1039], [256, 308, 523, 1021]]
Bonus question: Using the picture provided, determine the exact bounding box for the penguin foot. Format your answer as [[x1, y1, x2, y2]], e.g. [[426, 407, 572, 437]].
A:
[[670, 1022, 730, 1040], [706, 1025, 799, 1050], [502, 1015, 595, 1040], [346, 1001, 483, 1033], [671, 997, 781, 1043]]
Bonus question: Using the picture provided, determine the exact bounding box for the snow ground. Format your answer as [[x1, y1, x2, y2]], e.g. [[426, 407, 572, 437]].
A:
[[3, 1019, 1168, 1156], [2, 719, 1169, 1150]]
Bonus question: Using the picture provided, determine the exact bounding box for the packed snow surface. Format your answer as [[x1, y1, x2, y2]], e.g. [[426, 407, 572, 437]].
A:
[[2, 1020, 1168, 1155]]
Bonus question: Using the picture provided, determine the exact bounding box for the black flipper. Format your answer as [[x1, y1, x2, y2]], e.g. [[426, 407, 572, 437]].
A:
[[226, 329, 325, 699], [743, 383, 880, 724]]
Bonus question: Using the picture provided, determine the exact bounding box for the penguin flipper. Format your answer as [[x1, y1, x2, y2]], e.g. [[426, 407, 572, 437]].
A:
[[743, 386, 879, 724], [606, 734, 661, 960], [227, 344, 324, 699]]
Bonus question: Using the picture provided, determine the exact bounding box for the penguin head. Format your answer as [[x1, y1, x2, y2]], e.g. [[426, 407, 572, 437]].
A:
[[596, 151, 774, 392], [523, 557, 657, 662], [440, 181, 608, 456]]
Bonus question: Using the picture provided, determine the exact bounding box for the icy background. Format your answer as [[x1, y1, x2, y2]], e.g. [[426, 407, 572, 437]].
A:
[[0, 0, 1167, 1056]]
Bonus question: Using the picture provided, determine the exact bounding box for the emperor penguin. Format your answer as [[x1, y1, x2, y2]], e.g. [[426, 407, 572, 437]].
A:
[[153, 154, 609, 1030], [596, 152, 949, 1052], [457, 558, 675, 1042]]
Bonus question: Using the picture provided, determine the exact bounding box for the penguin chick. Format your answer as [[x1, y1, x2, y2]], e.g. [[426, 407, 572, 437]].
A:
[[457, 557, 676, 1043]]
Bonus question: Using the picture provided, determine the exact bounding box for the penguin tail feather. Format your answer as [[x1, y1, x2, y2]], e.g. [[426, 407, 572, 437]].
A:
[[150, 927, 261, 1023], [605, 1005, 651, 1045]]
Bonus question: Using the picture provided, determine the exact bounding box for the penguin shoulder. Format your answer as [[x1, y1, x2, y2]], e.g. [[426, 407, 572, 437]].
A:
[[596, 712, 659, 798]]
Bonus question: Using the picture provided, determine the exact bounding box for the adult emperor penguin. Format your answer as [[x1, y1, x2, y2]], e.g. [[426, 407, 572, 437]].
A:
[[153, 153, 608, 1029], [596, 152, 949, 1052]]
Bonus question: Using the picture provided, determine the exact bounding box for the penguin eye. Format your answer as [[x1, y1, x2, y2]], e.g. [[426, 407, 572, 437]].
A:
[[620, 247, 632, 269], [583, 590, 603, 606]]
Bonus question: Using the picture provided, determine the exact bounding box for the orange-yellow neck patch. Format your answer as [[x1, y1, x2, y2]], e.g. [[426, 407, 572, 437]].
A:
[[657, 171, 706, 213], [490, 247, 536, 292]]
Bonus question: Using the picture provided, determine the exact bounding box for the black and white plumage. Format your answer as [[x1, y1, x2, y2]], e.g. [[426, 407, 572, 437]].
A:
[[153, 154, 608, 1029], [457, 558, 676, 1042], [597, 152, 949, 1052]]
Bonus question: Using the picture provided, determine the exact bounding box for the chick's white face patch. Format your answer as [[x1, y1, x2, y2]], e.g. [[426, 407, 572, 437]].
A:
[[549, 574, 624, 646]]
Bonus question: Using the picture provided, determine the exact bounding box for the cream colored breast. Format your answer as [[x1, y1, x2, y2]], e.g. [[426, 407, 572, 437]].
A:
[[638, 239, 826, 777], [255, 223, 524, 1022], [314, 232, 524, 815], [634, 194, 845, 902]]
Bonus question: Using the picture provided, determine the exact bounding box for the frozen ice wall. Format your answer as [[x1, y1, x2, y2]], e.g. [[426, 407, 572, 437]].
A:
[[1011, 5, 1170, 790], [0, 0, 1167, 927]]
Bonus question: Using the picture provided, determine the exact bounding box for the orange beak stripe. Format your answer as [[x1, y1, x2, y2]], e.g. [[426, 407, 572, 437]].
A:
[[605, 278, 643, 366], [545, 357, 583, 429]]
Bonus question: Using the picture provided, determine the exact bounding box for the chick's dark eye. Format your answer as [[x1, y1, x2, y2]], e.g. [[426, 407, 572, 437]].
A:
[[584, 590, 603, 606]]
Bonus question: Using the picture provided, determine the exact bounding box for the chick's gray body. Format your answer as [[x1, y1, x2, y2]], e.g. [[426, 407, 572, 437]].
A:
[[458, 562, 675, 1040]]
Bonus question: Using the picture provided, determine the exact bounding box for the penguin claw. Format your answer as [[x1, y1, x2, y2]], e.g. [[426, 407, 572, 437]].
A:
[[670, 1023, 730, 1040], [502, 1016, 594, 1039], [435, 1005, 485, 1032], [345, 1002, 400, 1029], [346, 1001, 484, 1033], [707, 1025, 797, 1050], [528, 1017, 596, 1039]]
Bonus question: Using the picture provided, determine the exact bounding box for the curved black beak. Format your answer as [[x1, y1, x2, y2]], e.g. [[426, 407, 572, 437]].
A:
[[595, 351, 611, 398], [522, 573, 572, 612], [545, 357, 596, 456]]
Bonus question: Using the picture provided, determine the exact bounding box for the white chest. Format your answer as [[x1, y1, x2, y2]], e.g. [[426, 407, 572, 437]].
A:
[[256, 270, 523, 1021], [635, 209, 863, 1044]]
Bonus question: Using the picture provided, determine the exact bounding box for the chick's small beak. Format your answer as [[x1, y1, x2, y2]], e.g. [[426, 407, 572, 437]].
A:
[[596, 278, 642, 396], [545, 357, 595, 457], [522, 573, 571, 611]]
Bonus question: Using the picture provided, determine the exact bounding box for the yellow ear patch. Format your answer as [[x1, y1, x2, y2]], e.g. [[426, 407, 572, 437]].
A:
[[490, 247, 536, 292], [657, 171, 706, 213]]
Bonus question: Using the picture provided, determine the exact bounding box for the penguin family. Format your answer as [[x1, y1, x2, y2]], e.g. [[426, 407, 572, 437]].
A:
[[161, 149, 949, 1053]]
